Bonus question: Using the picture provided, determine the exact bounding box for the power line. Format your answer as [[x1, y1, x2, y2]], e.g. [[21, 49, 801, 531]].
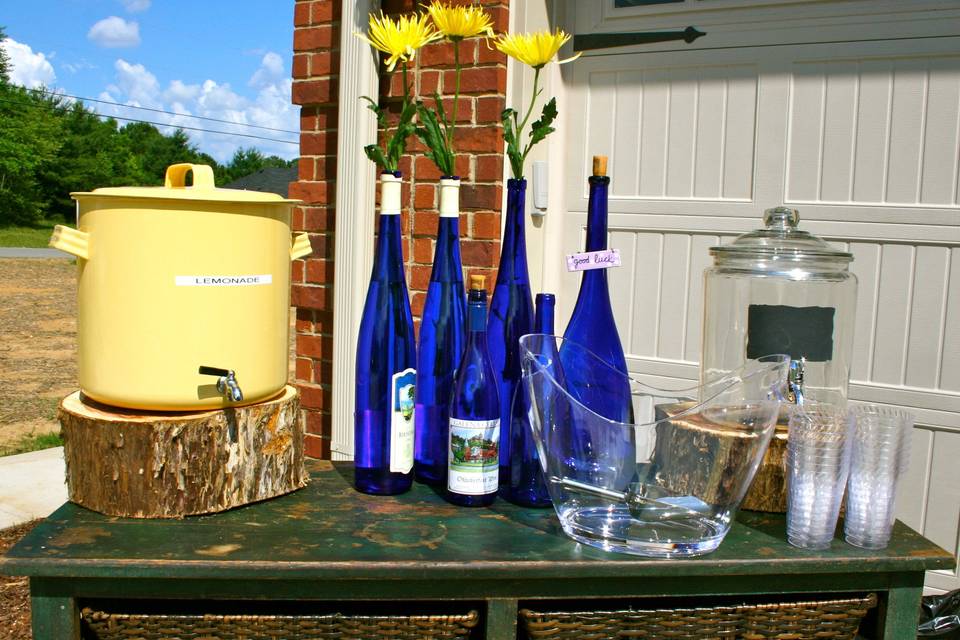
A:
[[0, 95, 299, 146], [34, 87, 301, 135]]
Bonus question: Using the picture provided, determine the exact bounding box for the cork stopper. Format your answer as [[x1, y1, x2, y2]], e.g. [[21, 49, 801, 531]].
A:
[[469, 274, 485, 290], [592, 155, 608, 177]]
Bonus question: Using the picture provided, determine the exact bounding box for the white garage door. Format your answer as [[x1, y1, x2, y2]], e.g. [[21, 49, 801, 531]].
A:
[[553, 0, 960, 592]]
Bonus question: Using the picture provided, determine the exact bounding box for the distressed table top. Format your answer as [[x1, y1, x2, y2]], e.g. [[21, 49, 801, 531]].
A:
[[1, 460, 954, 582]]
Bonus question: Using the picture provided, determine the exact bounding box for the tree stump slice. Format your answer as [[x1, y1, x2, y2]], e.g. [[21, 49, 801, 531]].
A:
[[653, 402, 787, 513], [59, 385, 308, 518]]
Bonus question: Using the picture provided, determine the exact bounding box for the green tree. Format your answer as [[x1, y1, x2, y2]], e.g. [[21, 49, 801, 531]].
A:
[[0, 85, 62, 225], [0, 27, 12, 84]]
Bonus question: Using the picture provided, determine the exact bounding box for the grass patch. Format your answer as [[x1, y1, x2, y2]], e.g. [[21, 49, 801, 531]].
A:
[[0, 222, 64, 248], [0, 431, 63, 457]]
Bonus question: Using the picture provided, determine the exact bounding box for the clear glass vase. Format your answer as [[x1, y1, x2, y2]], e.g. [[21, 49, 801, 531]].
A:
[[521, 334, 789, 557], [488, 178, 534, 490]]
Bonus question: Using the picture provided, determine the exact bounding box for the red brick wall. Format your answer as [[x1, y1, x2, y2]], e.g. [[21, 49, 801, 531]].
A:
[[291, 0, 510, 459]]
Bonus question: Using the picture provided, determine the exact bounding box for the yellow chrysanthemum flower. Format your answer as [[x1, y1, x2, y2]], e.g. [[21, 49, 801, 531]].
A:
[[427, 2, 495, 41], [357, 12, 442, 71], [494, 29, 581, 69]]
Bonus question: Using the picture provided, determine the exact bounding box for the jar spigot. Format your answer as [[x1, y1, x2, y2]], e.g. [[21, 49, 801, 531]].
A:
[[787, 358, 806, 405], [198, 366, 244, 403]]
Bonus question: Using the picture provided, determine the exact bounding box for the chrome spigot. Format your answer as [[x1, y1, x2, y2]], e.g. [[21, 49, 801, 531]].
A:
[[198, 366, 244, 403], [787, 358, 806, 406]]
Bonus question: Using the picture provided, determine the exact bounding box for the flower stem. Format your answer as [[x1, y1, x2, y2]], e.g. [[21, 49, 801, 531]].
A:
[[517, 67, 541, 140], [450, 41, 461, 159]]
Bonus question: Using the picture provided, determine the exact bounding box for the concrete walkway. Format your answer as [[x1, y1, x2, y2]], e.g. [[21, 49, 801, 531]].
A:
[[0, 447, 68, 529], [0, 248, 71, 259]]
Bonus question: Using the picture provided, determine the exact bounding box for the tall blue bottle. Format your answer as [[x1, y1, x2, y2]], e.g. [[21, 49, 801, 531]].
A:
[[354, 171, 416, 495], [415, 178, 467, 485], [560, 156, 632, 426], [487, 178, 534, 489], [507, 293, 555, 507], [447, 275, 500, 507]]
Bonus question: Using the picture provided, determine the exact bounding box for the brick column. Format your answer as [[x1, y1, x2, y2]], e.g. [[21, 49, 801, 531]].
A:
[[292, 0, 510, 459], [290, 0, 339, 459]]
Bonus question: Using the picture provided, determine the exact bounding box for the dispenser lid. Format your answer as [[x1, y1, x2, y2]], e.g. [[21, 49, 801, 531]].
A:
[[710, 207, 852, 262]]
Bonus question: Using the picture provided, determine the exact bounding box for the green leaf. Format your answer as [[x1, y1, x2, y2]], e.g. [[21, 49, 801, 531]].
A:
[[415, 102, 454, 176], [527, 97, 558, 150]]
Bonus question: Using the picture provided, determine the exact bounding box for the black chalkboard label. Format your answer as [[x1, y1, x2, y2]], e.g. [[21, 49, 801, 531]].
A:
[[746, 305, 835, 362]]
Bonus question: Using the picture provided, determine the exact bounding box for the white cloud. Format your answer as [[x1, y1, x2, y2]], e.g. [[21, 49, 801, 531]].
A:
[[2, 38, 56, 88], [120, 0, 151, 12], [249, 52, 284, 88], [113, 59, 160, 106], [99, 58, 298, 162], [88, 16, 141, 48]]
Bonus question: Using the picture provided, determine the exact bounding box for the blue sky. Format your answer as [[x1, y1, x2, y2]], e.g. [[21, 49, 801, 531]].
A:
[[2, 0, 299, 162]]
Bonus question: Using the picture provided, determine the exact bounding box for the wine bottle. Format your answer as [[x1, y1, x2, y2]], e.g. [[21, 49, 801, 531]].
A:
[[507, 293, 556, 506], [488, 178, 534, 489], [560, 156, 633, 458], [447, 275, 500, 507], [414, 178, 467, 485], [354, 171, 417, 495]]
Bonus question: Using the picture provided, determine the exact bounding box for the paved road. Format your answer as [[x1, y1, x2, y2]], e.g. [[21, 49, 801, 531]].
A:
[[0, 248, 71, 258]]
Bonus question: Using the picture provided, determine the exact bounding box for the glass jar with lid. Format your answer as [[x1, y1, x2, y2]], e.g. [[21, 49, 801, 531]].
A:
[[701, 206, 857, 407]]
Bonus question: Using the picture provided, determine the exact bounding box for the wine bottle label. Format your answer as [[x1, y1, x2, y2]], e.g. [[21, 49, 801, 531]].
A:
[[389, 368, 416, 474], [565, 249, 621, 272], [447, 418, 500, 495]]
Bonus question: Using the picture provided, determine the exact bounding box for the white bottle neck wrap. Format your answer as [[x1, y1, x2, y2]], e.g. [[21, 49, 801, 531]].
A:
[[380, 173, 402, 216], [439, 178, 460, 219]]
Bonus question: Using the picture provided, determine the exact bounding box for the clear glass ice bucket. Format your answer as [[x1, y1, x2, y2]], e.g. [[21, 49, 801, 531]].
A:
[[520, 335, 789, 558]]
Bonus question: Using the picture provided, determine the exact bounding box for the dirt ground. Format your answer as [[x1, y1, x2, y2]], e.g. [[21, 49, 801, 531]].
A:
[[0, 520, 39, 640], [0, 259, 77, 453]]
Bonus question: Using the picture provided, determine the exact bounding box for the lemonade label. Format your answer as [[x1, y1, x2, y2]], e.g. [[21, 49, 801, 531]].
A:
[[389, 368, 416, 474], [447, 418, 500, 495]]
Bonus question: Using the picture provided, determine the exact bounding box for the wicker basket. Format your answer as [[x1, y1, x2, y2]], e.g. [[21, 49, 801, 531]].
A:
[[81, 607, 480, 640], [519, 593, 877, 640]]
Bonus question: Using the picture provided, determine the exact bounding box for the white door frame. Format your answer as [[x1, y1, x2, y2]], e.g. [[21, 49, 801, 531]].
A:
[[330, 0, 379, 460]]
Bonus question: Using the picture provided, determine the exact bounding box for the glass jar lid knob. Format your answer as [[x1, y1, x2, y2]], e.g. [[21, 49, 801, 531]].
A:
[[764, 206, 800, 231]]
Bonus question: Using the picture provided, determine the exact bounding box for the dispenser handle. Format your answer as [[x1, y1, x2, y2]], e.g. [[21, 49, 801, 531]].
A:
[[164, 163, 216, 190]]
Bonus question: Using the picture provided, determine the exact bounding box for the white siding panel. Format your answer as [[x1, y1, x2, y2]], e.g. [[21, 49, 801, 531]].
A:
[[587, 71, 617, 177], [722, 70, 757, 200], [684, 235, 719, 362], [871, 244, 915, 385], [666, 69, 698, 198], [639, 69, 670, 198], [886, 60, 928, 204], [940, 248, 960, 391], [631, 232, 663, 358], [924, 430, 960, 562], [896, 426, 934, 532], [657, 234, 691, 359], [920, 64, 960, 205], [820, 64, 859, 202], [786, 66, 825, 202], [613, 72, 642, 197], [609, 231, 637, 354], [851, 60, 894, 204], [849, 242, 881, 381], [694, 77, 726, 199], [906, 247, 951, 389]]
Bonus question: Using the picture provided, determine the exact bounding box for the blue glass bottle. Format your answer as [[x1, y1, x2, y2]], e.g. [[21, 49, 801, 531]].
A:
[[447, 275, 500, 507], [487, 178, 534, 489], [560, 157, 632, 424], [354, 172, 416, 495], [415, 178, 467, 485], [507, 293, 555, 507]]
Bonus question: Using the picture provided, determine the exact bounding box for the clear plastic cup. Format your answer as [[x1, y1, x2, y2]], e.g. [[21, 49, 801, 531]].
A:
[[843, 405, 914, 549], [786, 405, 852, 549]]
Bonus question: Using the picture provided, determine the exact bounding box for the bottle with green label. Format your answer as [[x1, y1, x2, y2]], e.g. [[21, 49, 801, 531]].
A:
[[446, 275, 500, 507]]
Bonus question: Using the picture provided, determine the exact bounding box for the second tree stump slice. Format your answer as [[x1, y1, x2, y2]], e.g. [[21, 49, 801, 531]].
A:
[[59, 385, 307, 518]]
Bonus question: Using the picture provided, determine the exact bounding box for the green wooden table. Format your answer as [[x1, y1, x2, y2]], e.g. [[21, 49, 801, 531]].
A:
[[1, 460, 953, 639]]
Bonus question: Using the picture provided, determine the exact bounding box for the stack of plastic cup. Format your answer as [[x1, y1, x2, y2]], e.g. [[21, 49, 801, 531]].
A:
[[844, 405, 914, 550], [786, 405, 853, 549]]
